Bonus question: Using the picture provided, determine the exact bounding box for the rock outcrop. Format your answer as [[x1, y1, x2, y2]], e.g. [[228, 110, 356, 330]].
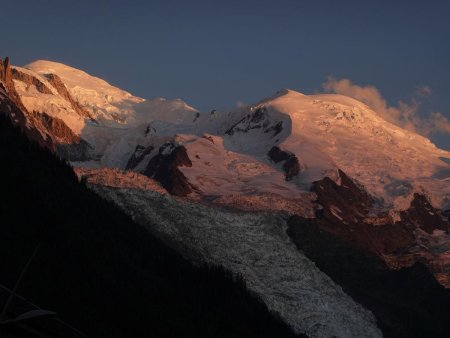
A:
[[287, 216, 450, 338], [143, 143, 193, 196], [400, 193, 449, 234], [0, 57, 12, 87], [44, 73, 95, 121], [11, 68, 53, 94], [126, 145, 154, 170], [268, 146, 291, 163], [0, 58, 24, 105], [268, 146, 301, 181], [225, 106, 283, 137], [29, 111, 92, 161], [283, 156, 300, 181], [30, 111, 78, 143], [307, 169, 450, 286], [0, 57, 54, 150], [312, 169, 372, 222]]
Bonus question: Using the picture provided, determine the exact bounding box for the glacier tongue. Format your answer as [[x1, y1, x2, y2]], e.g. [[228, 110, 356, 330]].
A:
[[92, 184, 382, 338]]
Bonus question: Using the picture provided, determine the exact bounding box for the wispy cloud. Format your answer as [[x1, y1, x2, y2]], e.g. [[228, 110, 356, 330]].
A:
[[415, 85, 432, 98], [235, 100, 247, 108], [322, 77, 450, 136]]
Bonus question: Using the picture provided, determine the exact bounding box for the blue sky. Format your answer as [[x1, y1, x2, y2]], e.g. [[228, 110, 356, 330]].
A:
[[2, 0, 449, 149]]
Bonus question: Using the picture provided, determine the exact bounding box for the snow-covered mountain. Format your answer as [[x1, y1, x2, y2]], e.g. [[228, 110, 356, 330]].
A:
[[2, 57, 450, 337], [9, 60, 202, 161], [224, 89, 450, 208], [101, 86, 449, 216], [10, 59, 448, 214]]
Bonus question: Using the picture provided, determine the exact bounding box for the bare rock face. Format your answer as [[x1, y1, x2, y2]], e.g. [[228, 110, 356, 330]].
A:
[[268, 146, 301, 181], [283, 156, 300, 181], [143, 143, 193, 196], [30, 111, 92, 161], [31, 111, 77, 142], [0, 57, 12, 87], [202, 134, 215, 144], [126, 145, 154, 170], [1, 58, 30, 112], [400, 193, 449, 234], [0, 61, 54, 151], [312, 169, 372, 222], [45, 73, 96, 121], [225, 106, 283, 137], [307, 168, 450, 286], [11, 68, 53, 94], [268, 146, 291, 163]]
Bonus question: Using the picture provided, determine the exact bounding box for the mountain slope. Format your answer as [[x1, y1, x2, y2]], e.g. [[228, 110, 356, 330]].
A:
[[89, 181, 382, 338], [0, 113, 302, 338]]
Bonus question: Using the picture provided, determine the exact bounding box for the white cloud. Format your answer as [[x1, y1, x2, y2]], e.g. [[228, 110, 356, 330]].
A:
[[322, 77, 450, 136]]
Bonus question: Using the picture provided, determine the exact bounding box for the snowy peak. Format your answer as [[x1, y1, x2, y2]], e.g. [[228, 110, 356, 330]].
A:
[[132, 97, 199, 126], [194, 90, 450, 218], [258, 88, 306, 102], [25, 60, 135, 99], [24, 60, 143, 124], [17, 60, 198, 129], [7, 59, 204, 162], [261, 89, 438, 149]]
